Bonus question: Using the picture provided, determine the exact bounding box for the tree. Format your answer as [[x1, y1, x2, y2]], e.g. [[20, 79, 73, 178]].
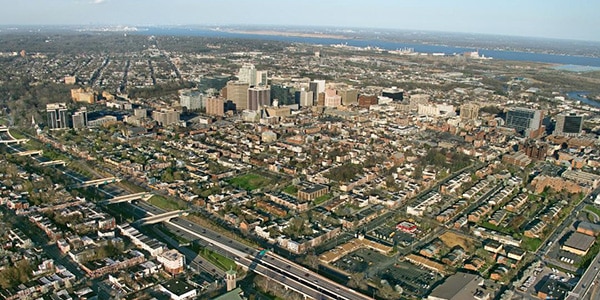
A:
[[304, 254, 320, 269], [347, 272, 368, 290]]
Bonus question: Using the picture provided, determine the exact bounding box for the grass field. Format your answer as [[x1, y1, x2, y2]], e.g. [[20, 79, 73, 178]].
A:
[[585, 205, 600, 217], [522, 237, 542, 252], [200, 248, 237, 271], [148, 195, 187, 211], [283, 185, 298, 195], [314, 194, 332, 205], [228, 173, 273, 191], [439, 231, 475, 251]]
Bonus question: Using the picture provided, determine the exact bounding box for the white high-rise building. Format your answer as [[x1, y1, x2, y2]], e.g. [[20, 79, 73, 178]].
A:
[[256, 70, 268, 86], [179, 89, 204, 111], [46, 103, 69, 130], [238, 63, 257, 85], [299, 89, 314, 107]]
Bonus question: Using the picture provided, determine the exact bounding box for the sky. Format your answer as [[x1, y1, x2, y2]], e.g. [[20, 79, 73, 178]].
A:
[[0, 0, 598, 41]]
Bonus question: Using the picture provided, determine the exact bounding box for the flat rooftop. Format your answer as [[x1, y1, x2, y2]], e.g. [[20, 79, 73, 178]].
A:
[[563, 231, 595, 251]]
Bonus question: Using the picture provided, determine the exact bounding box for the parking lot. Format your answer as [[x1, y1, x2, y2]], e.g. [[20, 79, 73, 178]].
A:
[[332, 248, 389, 273]]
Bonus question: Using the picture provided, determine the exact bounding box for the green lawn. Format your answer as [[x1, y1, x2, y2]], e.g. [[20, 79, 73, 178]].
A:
[[282, 185, 298, 195], [8, 129, 25, 139], [228, 173, 272, 191], [148, 195, 187, 211], [522, 237, 542, 252], [585, 205, 600, 218], [480, 221, 512, 235], [314, 194, 332, 205], [200, 248, 237, 271]]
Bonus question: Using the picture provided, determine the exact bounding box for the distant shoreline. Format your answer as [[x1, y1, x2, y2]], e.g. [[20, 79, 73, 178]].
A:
[[216, 29, 350, 40]]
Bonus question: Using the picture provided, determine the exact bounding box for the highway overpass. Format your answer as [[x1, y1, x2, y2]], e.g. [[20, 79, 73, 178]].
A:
[[39, 160, 67, 167], [100, 192, 152, 205], [130, 202, 373, 300], [0, 127, 28, 144], [134, 210, 188, 225], [70, 177, 120, 188]]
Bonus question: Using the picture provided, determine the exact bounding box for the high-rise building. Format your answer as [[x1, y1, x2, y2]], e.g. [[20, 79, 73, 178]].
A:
[[324, 88, 341, 107], [460, 103, 480, 120], [298, 89, 314, 107], [317, 92, 325, 106], [271, 84, 295, 105], [72, 107, 88, 129], [206, 97, 225, 116], [256, 70, 268, 86], [237, 63, 257, 85], [338, 88, 358, 105], [152, 109, 180, 126], [554, 113, 584, 136], [226, 81, 250, 110], [310, 80, 326, 102], [46, 103, 69, 130], [248, 86, 271, 111], [179, 89, 204, 111], [382, 87, 404, 101], [505, 107, 543, 137]]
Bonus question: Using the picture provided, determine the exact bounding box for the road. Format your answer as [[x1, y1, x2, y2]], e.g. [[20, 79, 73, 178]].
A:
[[131, 201, 373, 300], [567, 251, 600, 299]]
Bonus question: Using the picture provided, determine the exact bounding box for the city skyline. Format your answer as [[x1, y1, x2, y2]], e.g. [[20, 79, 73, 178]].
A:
[[0, 0, 598, 42]]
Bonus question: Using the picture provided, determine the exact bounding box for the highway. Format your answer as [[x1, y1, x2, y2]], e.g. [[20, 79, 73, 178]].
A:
[[132, 201, 373, 300], [567, 250, 600, 299]]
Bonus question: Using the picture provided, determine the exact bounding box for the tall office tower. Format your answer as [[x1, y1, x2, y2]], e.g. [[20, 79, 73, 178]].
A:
[[256, 70, 268, 86], [310, 80, 326, 102], [46, 103, 69, 130], [298, 89, 314, 107], [324, 88, 341, 107], [237, 63, 257, 85], [152, 109, 180, 126], [460, 103, 480, 120], [271, 84, 295, 105], [382, 87, 404, 101], [317, 92, 325, 106], [71, 107, 88, 129], [179, 89, 204, 111], [206, 97, 225, 116], [338, 88, 358, 105], [248, 86, 271, 111], [505, 107, 544, 137], [554, 113, 584, 136], [226, 81, 250, 110]]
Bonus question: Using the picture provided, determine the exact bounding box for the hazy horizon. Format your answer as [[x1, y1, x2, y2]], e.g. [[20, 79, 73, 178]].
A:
[[0, 0, 598, 42]]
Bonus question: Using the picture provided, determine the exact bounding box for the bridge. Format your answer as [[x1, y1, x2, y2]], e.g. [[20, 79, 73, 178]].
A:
[[16, 150, 43, 156], [131, 201, 373, 299], [100, 192, 153, 205], [0, 127, 28, 144], [135, 210, 188, 225], [39, 160, 67, 167], [167, 219, 373, 300], [71, 177, 120, 188]]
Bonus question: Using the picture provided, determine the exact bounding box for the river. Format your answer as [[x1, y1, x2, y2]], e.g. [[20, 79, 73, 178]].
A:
[[138, 28, 600, 67], [566, 91, 600, 108]]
